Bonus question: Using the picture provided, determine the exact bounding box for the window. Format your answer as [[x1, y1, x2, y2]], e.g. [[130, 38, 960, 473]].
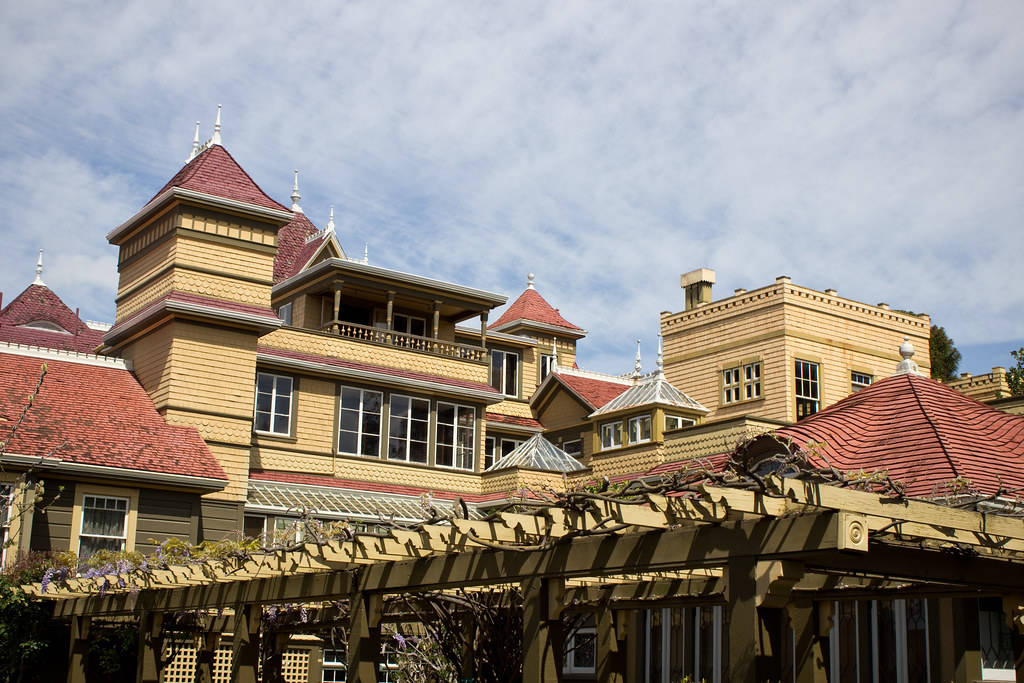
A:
[[795, 360, 820, 419], [562, 439, 583, 456], [665, 414, 696, 431], [723, 361, 761, 404], [501, 438, 524, 457], [851, 371, 872, 392], [436, 402, 475, 470], [339, 387, 383, 457], [628, 415, 652, 444], [563, 627, 596, 675], [490, 350, 519, 397], [388, 395, 429, 463], [0, 484, 12, 567], [539, 354, 555, 382], [393, 313, 426, 337], [600, 421, 623, 450], [79, 495, 129, 560], [276, 302, 292, 325], [322, 648, 346, 682], [272, 517, 304, 544], [255, 372, 293, 435], [484, 437, 496, 470]]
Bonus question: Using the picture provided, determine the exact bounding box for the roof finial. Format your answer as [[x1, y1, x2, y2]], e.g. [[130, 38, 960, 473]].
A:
[[362, 242, 369, 264], [657, 333, 664, 377], [633, 339, 642, 379], [33, 249, 45, 286], [211, 105, 222, 146], [894, 336, 923, 376], [187, 121, 201, 162], [551, 337, 559, 373], [290, 170, 303, 213], [325, 206, 335, 234], [527, 273, 535, 290]]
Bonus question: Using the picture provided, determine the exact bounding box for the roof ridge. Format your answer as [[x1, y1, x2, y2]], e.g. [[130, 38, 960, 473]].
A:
[[0, 341, 130, 369]]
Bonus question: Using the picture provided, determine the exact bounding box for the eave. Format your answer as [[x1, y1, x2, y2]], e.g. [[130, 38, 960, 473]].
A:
[[0, 453, 227, 491]]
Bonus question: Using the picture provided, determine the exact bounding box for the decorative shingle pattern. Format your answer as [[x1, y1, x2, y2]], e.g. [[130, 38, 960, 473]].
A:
[[774, 373, 1024, 497], [273, 213, 323, 283], [0, 351, 226, 481], [148, 145, 288, 212], [486, 433, 587, 473], [489, 287, 582, 332], [0, 284, 104, 353], [106, 290, 280, 340]]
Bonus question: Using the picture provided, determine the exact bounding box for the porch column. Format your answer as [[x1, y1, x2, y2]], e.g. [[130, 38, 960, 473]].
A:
[[66, 616, 90, 683], [936, 597, 982, 683], [194, 630, 221, 683], [786, 601, 828, 683], [522, 576, 565, 682], [726, 557, 764, 683], [386, 291, 395, 331], [480, 311, 488, 346], [230, 604, 260, 683], [331, 280, 343, 331], [596, 606, 626, 682], [346, 591, 382, 683], [432, 300, 441, 339], [136, 611, 163, 683]]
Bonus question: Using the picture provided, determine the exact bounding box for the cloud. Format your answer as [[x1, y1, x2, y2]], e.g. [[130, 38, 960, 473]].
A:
[[1, 1, 1022, 374]]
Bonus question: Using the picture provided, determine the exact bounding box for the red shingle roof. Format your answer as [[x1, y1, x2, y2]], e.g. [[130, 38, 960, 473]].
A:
[[485, 412, 542, 429], [489, 287, 582, 332], [774, 373, 1024, 497], [0, 350, 226, 482], [554, 373, 629, 410], [149, 145, 288, 212], [274, 213, 324, 283], [0, 284, 104, 353]]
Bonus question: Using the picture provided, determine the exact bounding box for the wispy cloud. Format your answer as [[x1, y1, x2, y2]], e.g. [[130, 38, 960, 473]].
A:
[[1, 1, 1022, 373]]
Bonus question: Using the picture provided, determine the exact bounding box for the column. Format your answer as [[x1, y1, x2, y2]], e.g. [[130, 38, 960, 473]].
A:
[[935, 597, 982, 683], [596, 607, 626, 682], [230, 604, 260, 683], [786, 601, 827, 683], [66, 616, 90, 683], [480, 311, 488, 347], [194, 631, 221, 683], [726, 557, 768, 683], [432, 301, 441, 339], [346, 591, 382, 683], [386, 291, 395, 331], [522, 577, 565, 683], [331, 281, 343, 332], [137, 611, 164, 683]]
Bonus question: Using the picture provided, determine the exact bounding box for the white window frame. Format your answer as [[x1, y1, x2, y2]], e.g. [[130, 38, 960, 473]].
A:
[[600, 421, 623, 451], [851, 371, 873, 393], [665, 414, 696, 431], [484, 436, 496, 470], [0, 484, 14, 567], [338, 386, 383, 458], [795, 359, 820, 419], [562, 438, 583, 456], [743, 361, 762, 400], [78, 494, 130, 559], [722, 366, 741, 404], [387, 394, 430, 464], [500, 438, 524, 458], [254, 372, 294, 435], [491, 349, 520, 397], [539, 353, 555, 382], [628, 414, 652, 445], [321, 647, 346, 682], [723, 361, 761, 404], [435, 402, 476, 470], [563, 626, 597, 675]]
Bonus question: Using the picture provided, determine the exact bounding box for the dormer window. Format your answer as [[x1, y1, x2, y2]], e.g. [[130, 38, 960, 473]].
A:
[[18, 320, 70, 334]]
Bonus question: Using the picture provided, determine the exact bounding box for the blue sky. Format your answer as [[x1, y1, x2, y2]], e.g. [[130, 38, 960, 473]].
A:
[[1, 1, 1022, 375]]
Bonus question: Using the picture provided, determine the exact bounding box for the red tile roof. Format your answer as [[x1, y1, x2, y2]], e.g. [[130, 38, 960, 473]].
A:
[[258, 346, 500, 395], [489, 287, 582, 332], [0, 284, 104, 353], [554, 373, 629, 410], [250, 469, 511, 503], [0, 350, 226, 482], [149, 145, 288, 212], [485, 412, 543, 429], [274, 213, 324, 283], [773, 373, 1024, 497]]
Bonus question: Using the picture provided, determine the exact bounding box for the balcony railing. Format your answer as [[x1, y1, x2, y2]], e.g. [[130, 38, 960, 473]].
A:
[[320, 320, 487, 362]]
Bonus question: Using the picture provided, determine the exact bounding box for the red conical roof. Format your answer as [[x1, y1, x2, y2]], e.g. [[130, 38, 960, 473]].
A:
[[0, 284, 104, 353], [775, 372, 1024, 497], [149, 145, 288, 212], [489, 287, 582, 332]]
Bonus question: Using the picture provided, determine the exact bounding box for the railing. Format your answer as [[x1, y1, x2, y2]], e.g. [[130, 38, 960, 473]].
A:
[[320, 320, 487, 362]]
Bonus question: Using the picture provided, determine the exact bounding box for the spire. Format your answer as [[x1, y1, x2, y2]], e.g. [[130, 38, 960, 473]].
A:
[[527, 273, 535, 290], [894, 336, 924, 376], [551, 337, 559, 373], [362, 242, 369, 264], [187, 121, 201, 162], [210, 105, 222, 146], [32, 249, 45, 286], [325, 206, 335, 234], [657, 333, 664, 378], [290, 170, 303, 213], [633, 339, 642, 380]]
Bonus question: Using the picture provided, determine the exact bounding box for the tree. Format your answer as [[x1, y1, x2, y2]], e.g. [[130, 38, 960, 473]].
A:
[[1008, 348, 1024, 396], [929, 325, 961, 382]]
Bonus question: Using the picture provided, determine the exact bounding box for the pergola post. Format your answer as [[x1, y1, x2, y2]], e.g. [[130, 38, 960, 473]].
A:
[[194, 630, 221, 683], [230, 604, 260, 683], [346, 591, 382, 683], [522, 576, 565, 682], [936, 597, 982, 683], [136, 611, 164, 683], [596, 606, 626, 682], [66, 616, 91, 683], [262, 630, 290, 683], [786, 601, 828, 683], [725, 557, 760, 683]]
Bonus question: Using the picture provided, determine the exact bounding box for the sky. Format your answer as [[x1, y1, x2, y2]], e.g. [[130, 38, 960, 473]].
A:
[[1, 1, 1022, 376]]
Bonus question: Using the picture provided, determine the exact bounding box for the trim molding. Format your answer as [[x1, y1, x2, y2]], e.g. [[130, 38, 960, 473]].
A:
[[0, 454, 227, 490]]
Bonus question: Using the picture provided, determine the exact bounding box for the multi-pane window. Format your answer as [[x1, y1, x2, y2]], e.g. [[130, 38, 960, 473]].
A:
[[255, 372, 293, 434], [795, 360, 820, 419], [322, 648, 346, 682], [722, 367, 741, 404], [273, 517, 303, 544], [388, 395, 429, 463], [436, 402, 475, 470], [540, 354, 555, 382], [563, 627, 597, 675], [665, 415, 696, 431], [490, 350, 519, 397], [484, 437, 496, 470], [338, 387, 383, 457], [562, 439, 583, 456], [723, 361, 761, 404], [743, 362, 762, 399], [851, 371, 873, 392], [600, 422, 623, 450], [393, 313, 427, 337], [79, 495, 128, 560], [628, 415, 652, 444]]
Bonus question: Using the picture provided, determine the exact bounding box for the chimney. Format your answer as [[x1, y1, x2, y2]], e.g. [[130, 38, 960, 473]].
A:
[[681, 268, 716, 310]]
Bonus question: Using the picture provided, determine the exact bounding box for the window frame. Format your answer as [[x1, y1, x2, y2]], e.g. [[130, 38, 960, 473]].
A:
[[795, 359, 820, 419], [722, 360, 762, 405], [563, 626, 597, 675], [69, 485, 138, 561], [490, 349, 520, 398], [393, 312, 428, 337], [851, 371, 873, 393], [387, 394, 430, 464], [665, 414, 696, 431], [562, 438, 583, 456], [338, 386, 384, 458], [435, 402, 476, 471], [600, 421, 624, 451], [254, 371, 295, 436], [628, 414, 652, 445], [484, 436, 496, 470], [539, 353, 555, 383]]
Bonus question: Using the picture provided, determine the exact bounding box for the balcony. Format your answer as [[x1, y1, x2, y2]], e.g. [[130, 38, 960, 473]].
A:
[[321, 320, 486, 363]]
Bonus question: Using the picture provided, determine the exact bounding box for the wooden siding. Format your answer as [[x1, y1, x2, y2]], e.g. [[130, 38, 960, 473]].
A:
[[135, 489, 199, 554], [199, 497, 244, 542], [30, 479, 75, 553]]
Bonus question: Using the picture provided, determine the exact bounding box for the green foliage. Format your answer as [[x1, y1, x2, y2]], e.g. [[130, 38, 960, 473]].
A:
[[1007, 348, 1024, 396], [929, 325, 961, 381], [87, 625, 136, 683]]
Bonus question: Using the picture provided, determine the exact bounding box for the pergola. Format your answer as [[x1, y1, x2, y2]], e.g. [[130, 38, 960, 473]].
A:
[[28, 470, 1024, 683]]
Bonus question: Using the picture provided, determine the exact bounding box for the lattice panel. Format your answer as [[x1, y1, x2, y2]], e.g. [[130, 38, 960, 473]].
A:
[[161, 645, 310, 683]]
